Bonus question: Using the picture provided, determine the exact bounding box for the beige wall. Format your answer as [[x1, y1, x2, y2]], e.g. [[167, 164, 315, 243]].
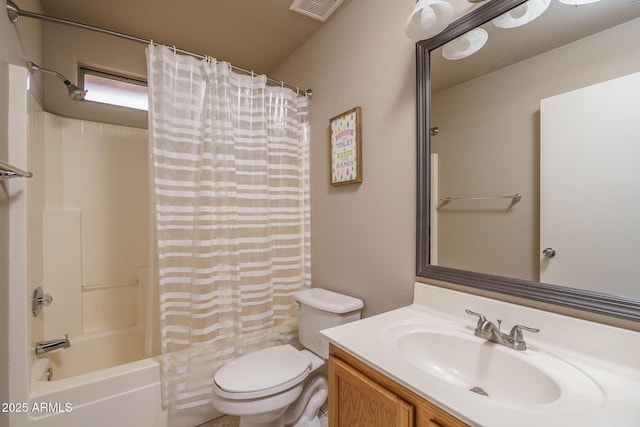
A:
[[0, 0, 44, 95], [270, 0, 429, 317], [432, 18, 640, 282]]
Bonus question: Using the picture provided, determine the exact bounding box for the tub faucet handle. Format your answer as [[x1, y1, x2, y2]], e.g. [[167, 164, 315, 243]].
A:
[[40, 293, 53, 305], [32, 286, 53, 317]]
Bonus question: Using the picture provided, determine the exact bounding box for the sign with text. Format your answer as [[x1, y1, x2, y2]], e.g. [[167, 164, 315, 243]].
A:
[[330, 107, 362, 185]]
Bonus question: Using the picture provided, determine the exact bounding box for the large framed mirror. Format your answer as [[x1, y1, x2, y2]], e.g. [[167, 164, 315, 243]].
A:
[[416, 0, 640, 322]]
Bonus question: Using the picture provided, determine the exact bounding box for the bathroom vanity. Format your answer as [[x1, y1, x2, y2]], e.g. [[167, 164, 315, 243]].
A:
[[329, 344, 466, 426], [322, 283, 640, 427]]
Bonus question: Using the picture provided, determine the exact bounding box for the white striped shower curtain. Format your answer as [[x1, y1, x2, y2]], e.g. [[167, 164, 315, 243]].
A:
[[146, 44, 311, 417]]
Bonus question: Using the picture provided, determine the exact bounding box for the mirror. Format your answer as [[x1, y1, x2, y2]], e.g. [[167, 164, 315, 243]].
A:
[[416, 0, 640, 322]]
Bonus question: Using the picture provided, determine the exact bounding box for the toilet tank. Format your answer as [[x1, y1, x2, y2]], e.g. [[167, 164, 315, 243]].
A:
[[294, 288, 363, 359]]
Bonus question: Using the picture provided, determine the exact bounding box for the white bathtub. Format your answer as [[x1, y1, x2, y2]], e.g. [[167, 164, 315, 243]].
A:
[[26, 357, 168, 427], [21, 356, 219, 427], [18, 327, 218, 427]]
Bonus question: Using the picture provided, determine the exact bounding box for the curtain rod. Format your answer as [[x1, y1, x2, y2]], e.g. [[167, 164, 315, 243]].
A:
[[0, 159, 33, 180], [6, 0, 312, 98]]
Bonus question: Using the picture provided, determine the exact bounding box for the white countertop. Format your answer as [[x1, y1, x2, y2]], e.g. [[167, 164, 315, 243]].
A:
[[321, 283, 640, 427]]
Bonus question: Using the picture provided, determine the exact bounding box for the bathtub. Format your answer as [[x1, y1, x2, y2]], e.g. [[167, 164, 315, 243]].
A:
[[21, 356, 219, 427], [14, 311, 219, 427], [14, 327, 219, 427], [26, 357, 168, 427], [26, 327, 164, 426]]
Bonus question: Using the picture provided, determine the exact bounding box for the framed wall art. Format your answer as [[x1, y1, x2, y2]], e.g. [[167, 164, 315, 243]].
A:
[[330, 107, 362, 185]]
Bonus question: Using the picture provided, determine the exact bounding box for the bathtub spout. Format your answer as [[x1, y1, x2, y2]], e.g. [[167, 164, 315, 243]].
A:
[[35, 334, 70, 355]]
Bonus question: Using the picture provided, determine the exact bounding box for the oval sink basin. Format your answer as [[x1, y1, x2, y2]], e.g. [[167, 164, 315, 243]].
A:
[[395, 331, 560, 405], [385, 322, 604, 410]]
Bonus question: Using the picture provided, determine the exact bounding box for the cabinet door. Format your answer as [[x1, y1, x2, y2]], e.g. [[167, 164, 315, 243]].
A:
[[417, 404, 467, 427], [329, 356, 414, 427]]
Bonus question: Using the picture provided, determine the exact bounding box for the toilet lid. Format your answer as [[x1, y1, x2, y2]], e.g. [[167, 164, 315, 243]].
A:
[[214, 345, 311, 395]]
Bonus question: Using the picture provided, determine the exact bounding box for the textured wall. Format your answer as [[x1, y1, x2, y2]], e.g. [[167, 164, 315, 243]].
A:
[[272, 0, 424, 317]]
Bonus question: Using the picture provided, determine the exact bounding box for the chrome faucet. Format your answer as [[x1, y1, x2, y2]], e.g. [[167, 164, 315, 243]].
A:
[[35, 334, 71, 355], [466, 310, 539, 351]]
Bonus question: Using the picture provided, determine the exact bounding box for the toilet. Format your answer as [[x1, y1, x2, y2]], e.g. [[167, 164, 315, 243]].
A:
[[211, 288, 364, 427]]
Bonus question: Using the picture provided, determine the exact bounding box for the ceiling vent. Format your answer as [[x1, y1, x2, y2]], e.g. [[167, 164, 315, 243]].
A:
[[290, 0, 345, 22]]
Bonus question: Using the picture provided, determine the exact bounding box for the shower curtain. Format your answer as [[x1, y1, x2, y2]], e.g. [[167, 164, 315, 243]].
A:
[[146, 44, 311, 415]]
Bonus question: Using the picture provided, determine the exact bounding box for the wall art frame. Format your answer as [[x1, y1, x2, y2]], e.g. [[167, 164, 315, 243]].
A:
[[330, 107, 362, 185]]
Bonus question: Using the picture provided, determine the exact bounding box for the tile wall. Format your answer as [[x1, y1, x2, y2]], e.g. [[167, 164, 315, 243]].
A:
[[29, 112, 149, 343]]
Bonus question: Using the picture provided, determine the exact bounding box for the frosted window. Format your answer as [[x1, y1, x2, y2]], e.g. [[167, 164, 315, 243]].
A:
[[81, 68, 148, 111]]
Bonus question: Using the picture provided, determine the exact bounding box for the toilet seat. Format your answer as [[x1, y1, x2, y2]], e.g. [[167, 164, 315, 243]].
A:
[[213, 344, 311, 400]]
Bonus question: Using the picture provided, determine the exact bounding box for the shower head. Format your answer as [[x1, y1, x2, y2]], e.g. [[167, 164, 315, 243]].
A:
[[67, 84, 87, 101], [28, 61, 87, 101]]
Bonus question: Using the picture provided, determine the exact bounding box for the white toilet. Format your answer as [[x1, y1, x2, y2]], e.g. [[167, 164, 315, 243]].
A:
[[211, 288, 364, 427]]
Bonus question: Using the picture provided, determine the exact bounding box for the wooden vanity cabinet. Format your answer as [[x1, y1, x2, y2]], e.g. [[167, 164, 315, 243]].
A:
[[328, 344, 469, 427]]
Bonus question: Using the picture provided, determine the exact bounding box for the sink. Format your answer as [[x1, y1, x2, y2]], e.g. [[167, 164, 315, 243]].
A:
[[395, 331, 560, 405], [385, 321, 604, 409]]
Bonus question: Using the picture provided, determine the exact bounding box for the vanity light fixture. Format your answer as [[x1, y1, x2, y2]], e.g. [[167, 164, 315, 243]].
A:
[[405, 0, 455, 40], [492, 0, 551, 29], [442, 28, 488, 60]]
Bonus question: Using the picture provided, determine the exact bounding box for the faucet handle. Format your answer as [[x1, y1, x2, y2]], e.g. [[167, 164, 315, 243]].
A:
[[465, 309, 486, 328], [509, 325, 539, 342]]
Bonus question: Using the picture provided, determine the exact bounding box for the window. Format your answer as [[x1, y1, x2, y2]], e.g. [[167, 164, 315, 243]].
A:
[[79, 67, 148, 111]]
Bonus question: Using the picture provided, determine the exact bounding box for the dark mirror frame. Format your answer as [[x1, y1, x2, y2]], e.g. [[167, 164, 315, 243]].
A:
[[415, 0, 640, 323]]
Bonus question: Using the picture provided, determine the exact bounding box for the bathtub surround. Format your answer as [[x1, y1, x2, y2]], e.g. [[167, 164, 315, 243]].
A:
[[28, 110, 150, 362], [5, 63, 31, 427], [147, 44, 311, 418], [4, 61, 214, 427]]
